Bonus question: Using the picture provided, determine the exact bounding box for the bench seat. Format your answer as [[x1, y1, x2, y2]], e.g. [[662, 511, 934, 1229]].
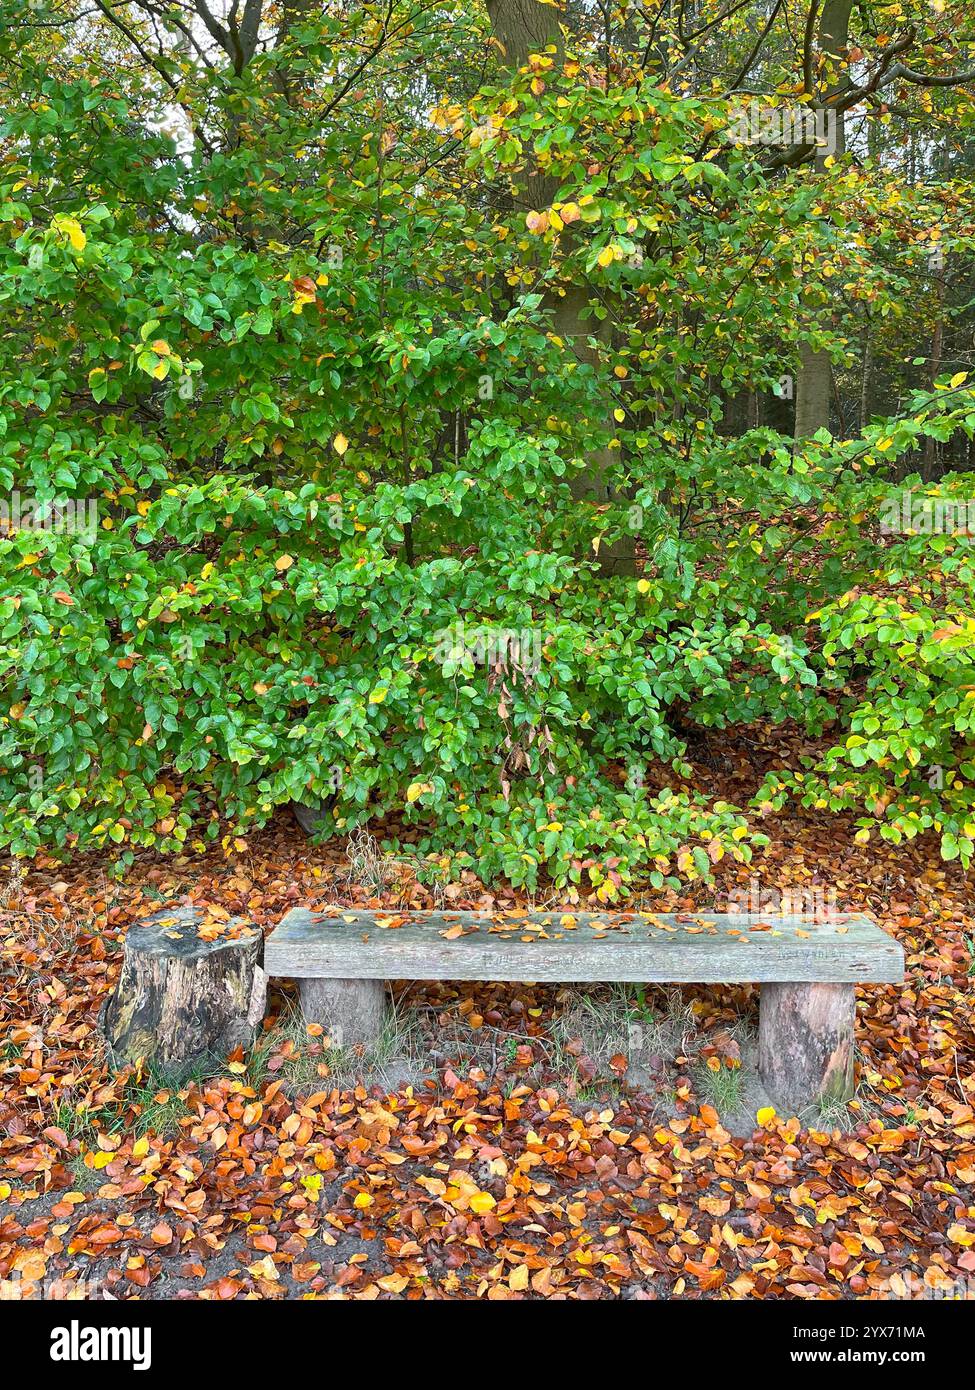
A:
[[265, 907, 903, 983]]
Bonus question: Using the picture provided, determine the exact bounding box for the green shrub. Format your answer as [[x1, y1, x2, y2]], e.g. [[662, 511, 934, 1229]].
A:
[[3, 12, 975, 894]]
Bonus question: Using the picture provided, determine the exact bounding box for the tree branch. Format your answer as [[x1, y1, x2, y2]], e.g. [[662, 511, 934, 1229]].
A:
[[91, 0, 215, 155]]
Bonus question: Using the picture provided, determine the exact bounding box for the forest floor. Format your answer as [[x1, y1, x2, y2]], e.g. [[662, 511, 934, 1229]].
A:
[[1, 724, 973, 1301]]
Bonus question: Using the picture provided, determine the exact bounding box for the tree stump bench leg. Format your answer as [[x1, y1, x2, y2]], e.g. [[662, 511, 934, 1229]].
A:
[[758, 982, 856, 1115], [298, 978, 386, 1050]]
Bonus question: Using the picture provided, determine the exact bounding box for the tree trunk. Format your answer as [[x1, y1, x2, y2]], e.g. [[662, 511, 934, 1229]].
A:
[[860, 323, 872, 430], [794, 1, 853, 444], [794, 342, 832, 439], [924, 264, 945, 480], [485, 0, 561, 73], [486, 0, 635, 575], [102, 906, 266, 1073]]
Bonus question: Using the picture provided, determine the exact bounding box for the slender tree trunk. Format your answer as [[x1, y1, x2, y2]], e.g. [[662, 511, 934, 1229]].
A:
[[794, 1, 854, 444], [924, 284, 945, 480], [924, 140, 949, 480], [795, 342, 832, 438], [486, 0, 635, 575], [860, 324, 871, 430]]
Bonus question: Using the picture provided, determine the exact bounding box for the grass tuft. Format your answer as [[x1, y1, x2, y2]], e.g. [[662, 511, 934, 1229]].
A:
[[552, 983, 702, 1081], [252, 996, 425, 1094], [124, 1062, 207, 1137], [694, 1060, 745, 1113], [344, 826, 400, 895]]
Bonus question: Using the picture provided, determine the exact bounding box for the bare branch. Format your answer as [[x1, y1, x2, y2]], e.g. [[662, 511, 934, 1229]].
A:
[[91, 0, 215, 155]]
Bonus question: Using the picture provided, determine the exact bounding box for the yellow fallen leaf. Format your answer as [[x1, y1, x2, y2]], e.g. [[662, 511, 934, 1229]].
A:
[[378, 1273, 409, 1293], [247, 1255, 279, 1281], [16, 1251, 47, 1281]]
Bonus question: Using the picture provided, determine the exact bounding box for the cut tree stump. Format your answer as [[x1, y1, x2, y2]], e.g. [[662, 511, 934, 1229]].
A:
[[101, 906, 266, 1072], [292, 800, 327, 835], [757, 982, 856, 1114]]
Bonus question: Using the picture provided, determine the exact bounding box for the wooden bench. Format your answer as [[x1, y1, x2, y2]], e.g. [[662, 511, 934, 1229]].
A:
[[265, 907, 904, 1114]]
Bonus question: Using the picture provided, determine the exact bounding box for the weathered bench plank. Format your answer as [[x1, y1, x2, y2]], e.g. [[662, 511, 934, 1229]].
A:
[[265, 908, 903, 984]]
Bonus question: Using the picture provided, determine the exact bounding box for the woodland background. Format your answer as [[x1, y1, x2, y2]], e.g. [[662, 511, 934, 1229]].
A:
[[2, 0, 975, 897]]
